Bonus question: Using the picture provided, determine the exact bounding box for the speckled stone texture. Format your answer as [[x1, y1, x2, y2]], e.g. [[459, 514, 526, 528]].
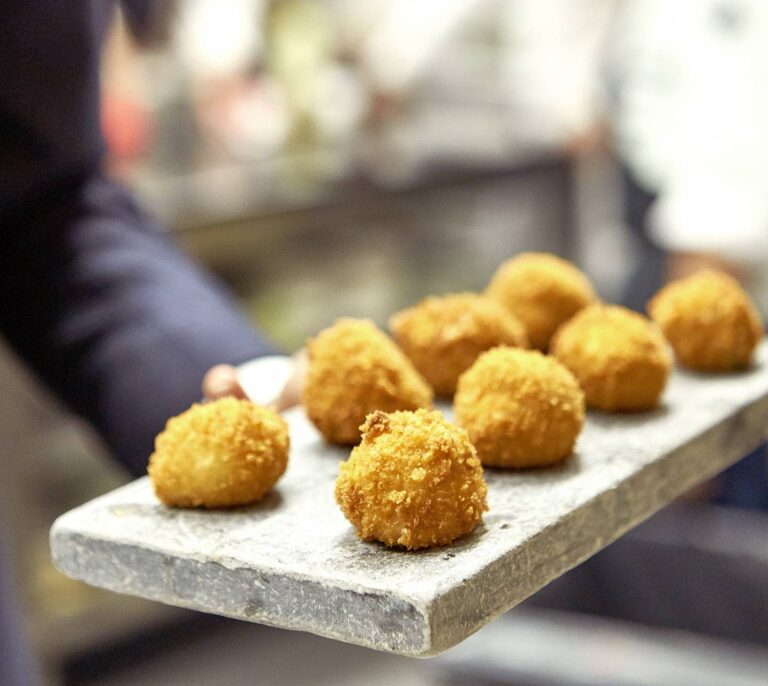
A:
[[51, 342, 768, 656]]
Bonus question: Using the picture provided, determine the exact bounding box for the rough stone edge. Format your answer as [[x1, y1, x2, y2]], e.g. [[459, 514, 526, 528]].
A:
[[422, 391, 768, 656], [50, 527, 432, 656]]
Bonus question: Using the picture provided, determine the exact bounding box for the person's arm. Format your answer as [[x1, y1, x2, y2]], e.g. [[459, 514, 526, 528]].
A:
[[0, 172, 276, 476]]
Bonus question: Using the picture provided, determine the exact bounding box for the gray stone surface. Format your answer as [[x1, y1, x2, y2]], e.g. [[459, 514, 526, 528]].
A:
[[51, 342, 768, 657]]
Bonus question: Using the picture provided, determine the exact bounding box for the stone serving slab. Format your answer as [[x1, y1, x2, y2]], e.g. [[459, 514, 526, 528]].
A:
[[51, 342, 768, 657]]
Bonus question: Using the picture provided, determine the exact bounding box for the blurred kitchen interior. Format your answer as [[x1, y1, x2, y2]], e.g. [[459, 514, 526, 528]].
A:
[[2, 1, 768, 685]]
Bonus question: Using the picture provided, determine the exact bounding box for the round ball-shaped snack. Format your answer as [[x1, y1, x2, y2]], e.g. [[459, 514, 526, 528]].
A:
[[647, 270, 763, 372], [551, 304, 671, 411], [389, 293, 528, 397], [148, 398, 289, 508], [454, 347, 584, 468], [486, 252, 596, 351], [335, 409, 488, 549], [303, 318, 433, 445]]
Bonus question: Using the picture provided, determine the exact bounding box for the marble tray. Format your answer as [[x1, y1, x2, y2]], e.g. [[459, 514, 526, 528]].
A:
[[51, 342, 768, 656]]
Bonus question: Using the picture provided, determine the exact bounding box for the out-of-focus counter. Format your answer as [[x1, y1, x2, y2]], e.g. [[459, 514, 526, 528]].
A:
[[133, 137, 575, 351]]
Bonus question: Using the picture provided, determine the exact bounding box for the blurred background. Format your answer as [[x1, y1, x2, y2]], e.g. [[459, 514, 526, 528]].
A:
[[2, 1, 768, 684]]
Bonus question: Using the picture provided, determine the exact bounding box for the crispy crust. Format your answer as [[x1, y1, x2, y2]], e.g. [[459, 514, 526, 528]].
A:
[[454, 347, 584, 468], [335, 409, 488, 549], [389, 292, 528, 397], [302, 318, 433, 445], [648, 270, 763, 372], [551, 304, 671, 411], [148, 398, 289, 508], [486, 252, 596, 351]]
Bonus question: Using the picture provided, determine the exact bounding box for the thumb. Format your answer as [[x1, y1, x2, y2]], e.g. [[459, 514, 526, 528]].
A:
[[202, 364, 247, 401]]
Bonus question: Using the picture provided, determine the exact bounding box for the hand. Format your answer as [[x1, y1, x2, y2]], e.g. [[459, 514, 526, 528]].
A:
[[202, 349, 307, 412], [202, 365, 248, 401]]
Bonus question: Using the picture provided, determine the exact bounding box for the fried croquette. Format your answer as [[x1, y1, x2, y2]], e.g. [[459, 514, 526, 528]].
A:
[[148, 398, 289, 508], [486, 252, 596, 350], [551, 304, 671, 411], [647, 270, 763, 372], [454, 347, 584, 468], [389, 293, 528, 397], [303, 318, 433, 445], [335, 409, 488, 549]]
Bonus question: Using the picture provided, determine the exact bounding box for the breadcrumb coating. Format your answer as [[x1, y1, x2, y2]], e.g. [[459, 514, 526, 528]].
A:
[[389, 293, 528, 397], [486, 252, 596, 351], [335, 409, 488, 549], [647, 270, 763, 372], [551, 304, 671, 411], [148, 398, 289, 508], [303, 318, 433, 445], [454, 347, 584, 468]]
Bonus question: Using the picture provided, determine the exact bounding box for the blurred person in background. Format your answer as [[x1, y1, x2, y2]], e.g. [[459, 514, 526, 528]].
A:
[[502, 0, 768, 319], [606, 0, 768, 310]]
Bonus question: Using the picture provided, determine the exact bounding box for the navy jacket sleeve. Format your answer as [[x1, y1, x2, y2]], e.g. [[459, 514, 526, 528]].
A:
[[0, 2, 274, 475], [1, 176, 274, 477]]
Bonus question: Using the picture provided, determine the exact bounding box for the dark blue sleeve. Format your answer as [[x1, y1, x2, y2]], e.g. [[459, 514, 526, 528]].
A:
[[0, 173, 274, 476]]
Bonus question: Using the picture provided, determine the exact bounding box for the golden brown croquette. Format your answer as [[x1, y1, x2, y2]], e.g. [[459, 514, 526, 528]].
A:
[[648, 270, 763, 372], [454, 347, 584, 468], [389, 293, 528, 397], [551, 304, 671, 411], [335, 409, 488, 549], [486, 252, 596, 351], [148, 398, 289, 508], [303, 318, 433, 445]]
